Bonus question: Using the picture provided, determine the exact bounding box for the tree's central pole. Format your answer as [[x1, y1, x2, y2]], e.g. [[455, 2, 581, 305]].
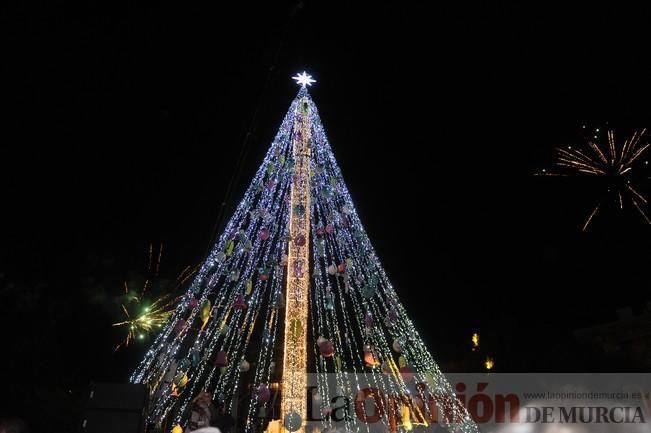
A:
[[280, 96, 311, 432]]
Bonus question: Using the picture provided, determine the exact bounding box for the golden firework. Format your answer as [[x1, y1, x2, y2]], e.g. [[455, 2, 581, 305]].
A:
[[541, 128, 651, 230]]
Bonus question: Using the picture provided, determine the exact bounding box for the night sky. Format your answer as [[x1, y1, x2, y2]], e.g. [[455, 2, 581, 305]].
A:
[[3, 1, 651, 430]]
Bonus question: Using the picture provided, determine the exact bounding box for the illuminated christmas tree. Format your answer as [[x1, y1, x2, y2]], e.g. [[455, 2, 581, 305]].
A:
[[131, 73, 478, 433]]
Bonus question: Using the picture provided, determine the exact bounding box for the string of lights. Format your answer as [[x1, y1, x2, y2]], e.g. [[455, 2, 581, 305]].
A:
[[130, 78, 477, 433]]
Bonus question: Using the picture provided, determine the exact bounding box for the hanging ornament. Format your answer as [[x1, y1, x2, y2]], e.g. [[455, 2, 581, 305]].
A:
[[398, 355, 407, 368], [229, 269, 240, 282], [318, 338, 335, 358], [361, 284, 376, 299], [239, 359, 250, 372], [335, 355, 342, 371], [225, 239, 235, 257], [173, 371, 188, 388], [364, 312, 374, 328], [178, 357, 191, 372], [258, 267, 271, 281], [174, 319, 186, 336], [345, 257, 353, 269], [200, 300, 211, 323], [266, 162, 275, 175], [363, 346, 380, 367], [215, 251, 227, 263], [265, 179, 276, 190], [171, 425, 183, 433], [325, 291, 335, 311], [293, 261, 304, 278], [190, 349, 201, 367], [284, 411, 302, 432], [258, 227, 270, 241], [386, 309, 398, 325], [337, 261, 346, 273], [325, 223, 334, 234], [293, 204, 305, 216], [327, 264, 337, 275], [290, 319, 303, 340], [381, 361, 392, 375], [294, 234, 306, 247], [316, 226, 325, 237], [392, 338, 404, 353], [243, 239, 253, 253], [279, 154, 286, 166], [188, 297, 199, 309], [233, 293, 247, 310], [214, 350, 228, 368], [321, 185, 334, 199], [329, 176, 337, 187], [341, 205, 352, 215], [245, 279, 253, 295], [257, 383, 271, 402]]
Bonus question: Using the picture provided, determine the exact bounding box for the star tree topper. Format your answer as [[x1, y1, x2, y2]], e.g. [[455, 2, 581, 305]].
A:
[[292, 71, 316, 87]]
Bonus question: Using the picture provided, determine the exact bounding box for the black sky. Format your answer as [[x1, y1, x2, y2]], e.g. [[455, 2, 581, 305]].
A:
[[3, 1, 651, 428]]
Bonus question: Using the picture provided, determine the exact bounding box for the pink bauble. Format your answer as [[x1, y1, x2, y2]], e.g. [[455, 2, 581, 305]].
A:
[[293, 262, 303, 278], [364, 312, 374, 328], [257, 384, 271, 402], [316, 227, 325, 236], [337, 261, 346, 273], [188, 297, 199, 309], [233, 294, 247, 310], [319, 340, 335, 358], [259, 273, 269, 281], [325, 223, 334, 234], [294, 234, 306, 247], [258, 227, 270, 241], [214, 350, 228, 368], [174, 319, 186, 335]]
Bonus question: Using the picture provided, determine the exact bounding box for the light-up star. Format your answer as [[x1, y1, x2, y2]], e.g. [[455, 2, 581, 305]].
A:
[[292, 71, 316, 87]]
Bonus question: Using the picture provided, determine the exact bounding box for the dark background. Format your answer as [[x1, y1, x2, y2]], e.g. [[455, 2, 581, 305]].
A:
[[3, 1, 651, 430]]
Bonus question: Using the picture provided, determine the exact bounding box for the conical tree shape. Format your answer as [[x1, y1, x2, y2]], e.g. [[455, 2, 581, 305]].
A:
[[131, 86, 478, 433]]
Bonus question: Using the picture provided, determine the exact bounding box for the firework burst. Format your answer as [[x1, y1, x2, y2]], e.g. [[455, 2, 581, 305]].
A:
[[539, 127, 651, 230], [113, 243, 198, 350]]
